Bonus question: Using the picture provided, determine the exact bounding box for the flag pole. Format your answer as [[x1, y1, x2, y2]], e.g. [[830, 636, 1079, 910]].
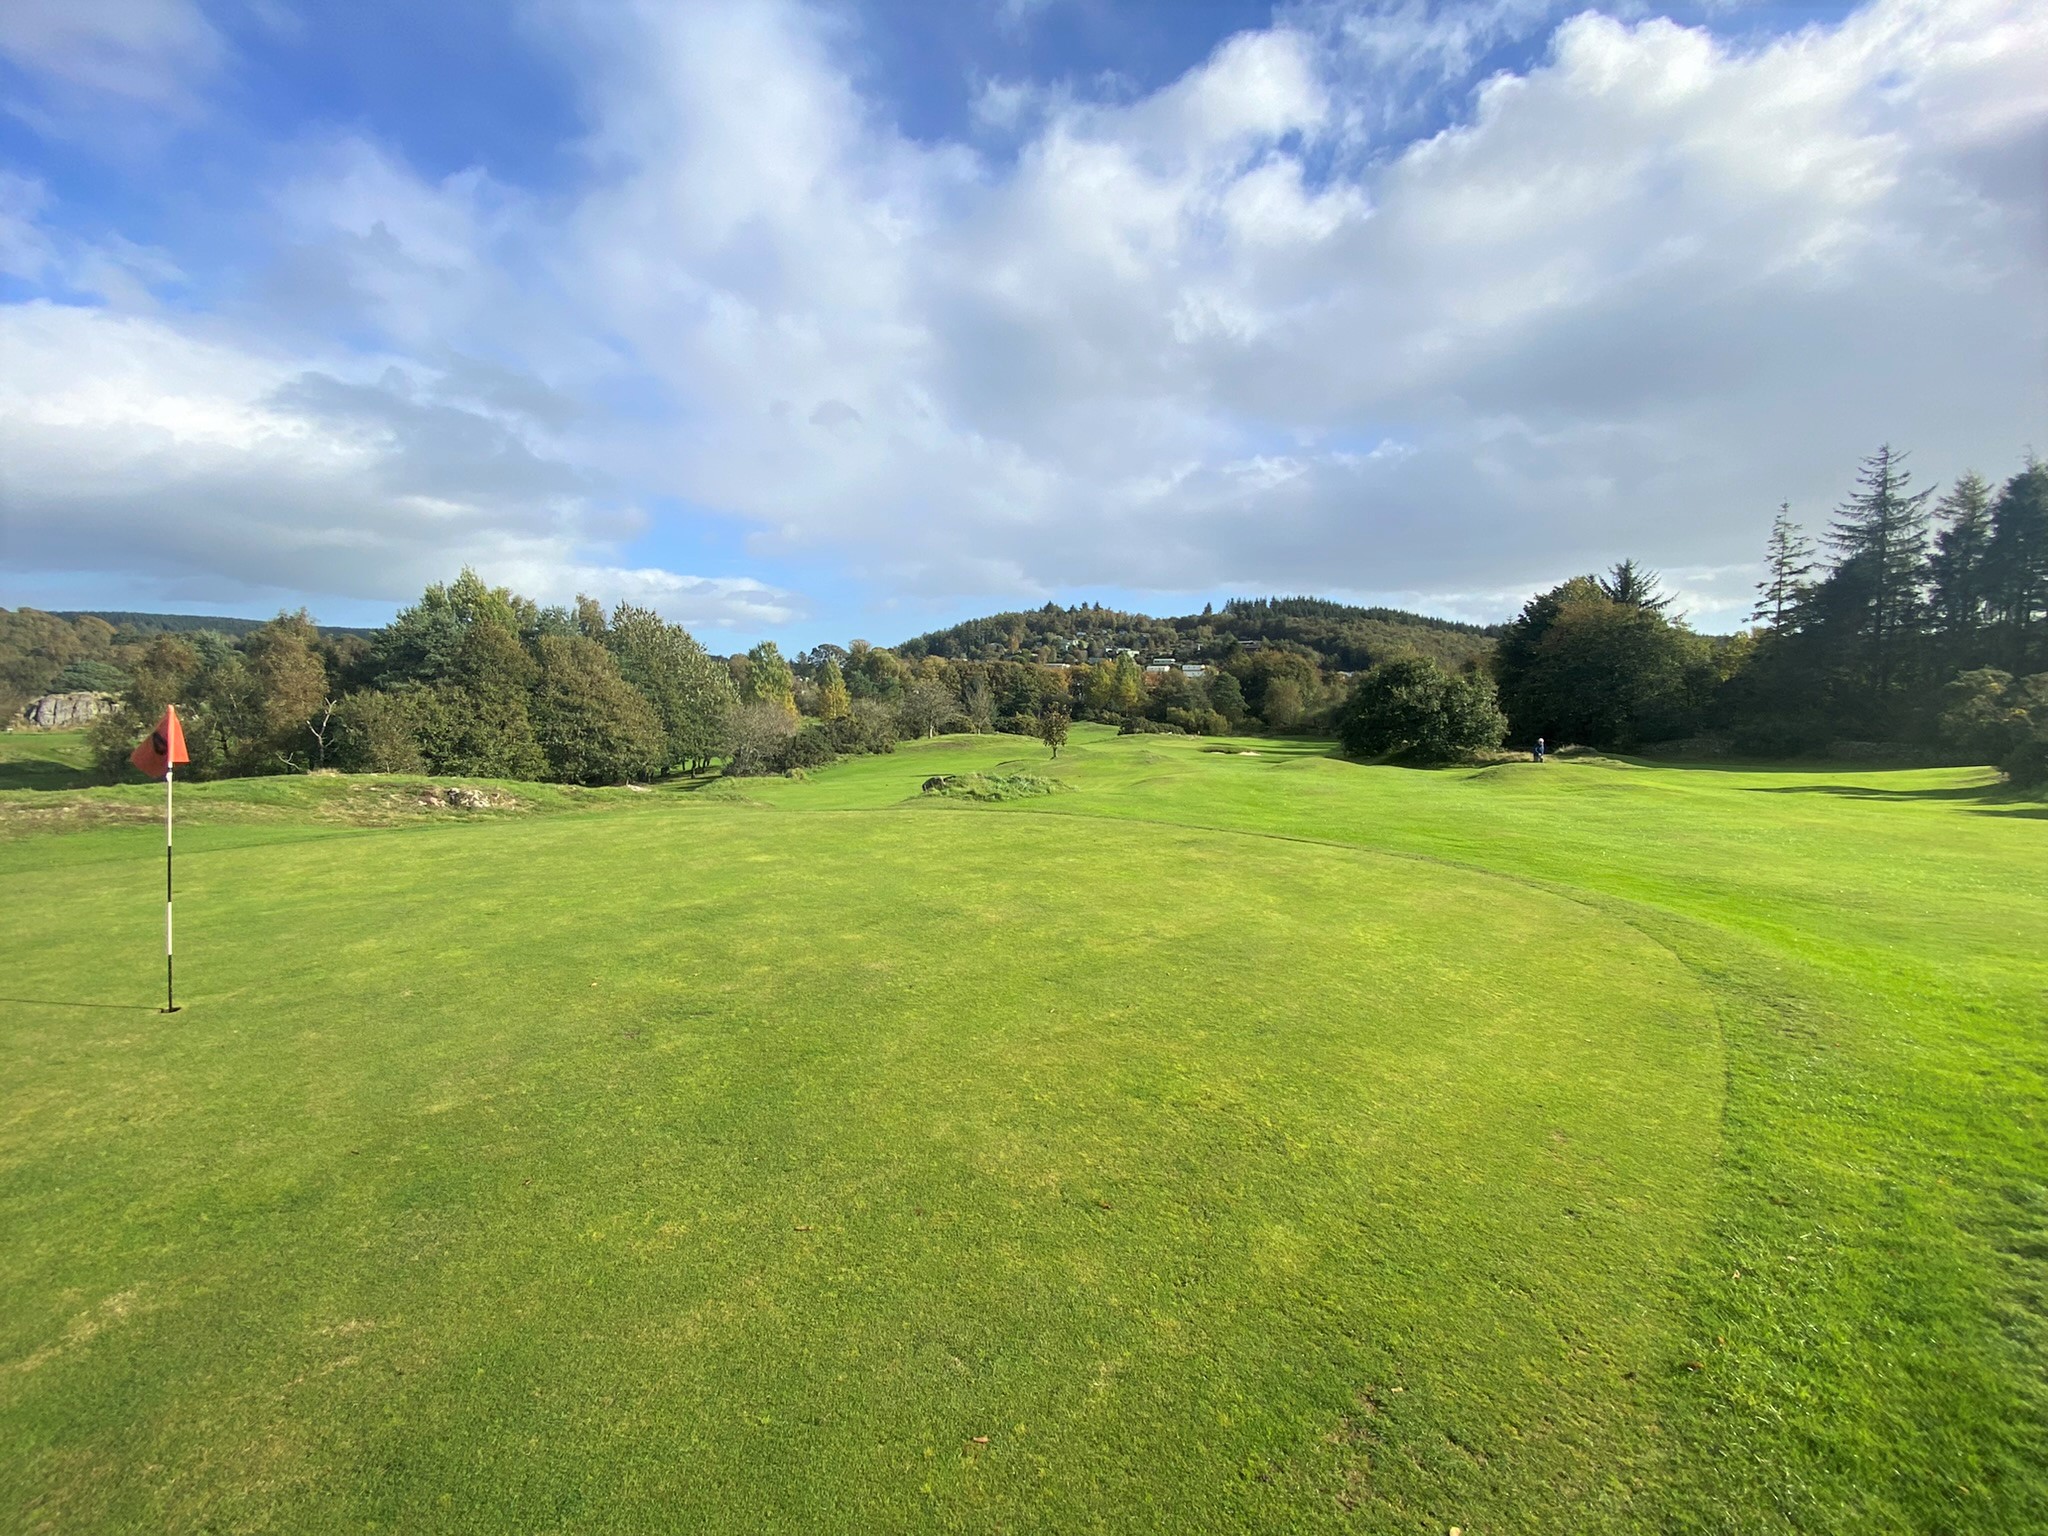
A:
[[163, 763, 179, 1014]]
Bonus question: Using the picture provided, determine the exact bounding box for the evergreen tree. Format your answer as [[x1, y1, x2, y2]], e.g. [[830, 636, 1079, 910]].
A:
[[1985, 462, 2048, 673], [1598, 559, 1674, 614], [1824, 444, 1936, 698], [1752, 505, 1816, 628], [1925, 473, 1996, 660]]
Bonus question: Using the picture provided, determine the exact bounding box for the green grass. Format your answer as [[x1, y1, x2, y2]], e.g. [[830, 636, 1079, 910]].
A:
[[2, 727, 2042, 1532], [0, 731, 97, 792]]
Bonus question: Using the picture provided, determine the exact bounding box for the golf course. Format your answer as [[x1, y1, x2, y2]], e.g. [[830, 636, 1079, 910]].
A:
[[2, 726, 2043, 1533]]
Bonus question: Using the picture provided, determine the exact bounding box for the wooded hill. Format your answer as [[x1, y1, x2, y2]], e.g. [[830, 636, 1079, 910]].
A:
[[893, 596, 1499, 673]]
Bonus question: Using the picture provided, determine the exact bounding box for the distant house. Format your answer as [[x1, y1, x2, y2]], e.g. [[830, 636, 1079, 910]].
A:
[[1145, 656, 1177, 674], [1182, 663, 1207, 678]]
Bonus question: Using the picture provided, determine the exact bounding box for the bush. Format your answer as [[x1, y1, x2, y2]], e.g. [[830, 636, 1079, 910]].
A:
[[1338, 657, 1506, 762], [922, 773, 1068, 802], [2005, 730, 2048, 791], [828, 700, 897, 756], [1118, 717, 1185, 735], [330, 690, 425, 774], [723, 700, 799, 776], [777, 720, 837, 771], [47, 659, 129, 695], [1163, 707, 1229, 736], [86, 703, 144, 780]]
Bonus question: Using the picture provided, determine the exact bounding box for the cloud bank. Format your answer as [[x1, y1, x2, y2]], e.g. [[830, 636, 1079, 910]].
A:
[[1, 0, 2042, 637]]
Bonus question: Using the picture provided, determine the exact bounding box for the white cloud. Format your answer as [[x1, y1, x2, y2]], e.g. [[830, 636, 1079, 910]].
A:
[[2, 0, 2044, 637], [0, 301, 789, 631], [0, 0, 226, 134]]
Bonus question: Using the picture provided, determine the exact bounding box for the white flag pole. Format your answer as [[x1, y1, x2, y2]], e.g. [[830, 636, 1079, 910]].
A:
[[163, 763, 179, 1014]]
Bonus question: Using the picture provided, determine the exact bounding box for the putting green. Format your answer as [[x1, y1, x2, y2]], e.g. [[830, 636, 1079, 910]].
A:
[[4, 799, 1721, 1531]]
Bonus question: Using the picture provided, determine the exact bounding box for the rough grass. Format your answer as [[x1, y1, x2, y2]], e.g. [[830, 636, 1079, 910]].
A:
[[1, 725, 2042, 1533], [923, 771, 1070, 801]]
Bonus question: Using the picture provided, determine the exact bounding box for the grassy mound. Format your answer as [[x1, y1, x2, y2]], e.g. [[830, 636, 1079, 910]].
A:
[[921, 771, 1069, 801]]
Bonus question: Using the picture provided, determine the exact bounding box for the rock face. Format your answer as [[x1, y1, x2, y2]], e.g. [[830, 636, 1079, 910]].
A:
[[19, 692, 117, 730]]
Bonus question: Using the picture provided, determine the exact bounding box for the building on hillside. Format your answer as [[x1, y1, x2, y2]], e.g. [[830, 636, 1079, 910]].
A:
[[1182, 663, 1207, 678], [1145, 656, 1177, 674]]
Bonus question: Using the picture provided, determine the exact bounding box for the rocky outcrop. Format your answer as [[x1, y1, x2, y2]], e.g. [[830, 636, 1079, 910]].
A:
[[18, 692, 117, 730], [416, 785, 513, 810]]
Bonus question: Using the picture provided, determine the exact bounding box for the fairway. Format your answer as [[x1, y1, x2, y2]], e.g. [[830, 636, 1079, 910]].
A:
[[3, 729, 2044, 1533]]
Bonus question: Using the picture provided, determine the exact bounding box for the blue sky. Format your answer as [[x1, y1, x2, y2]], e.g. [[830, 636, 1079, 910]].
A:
[[1, 0, 2039, 649]]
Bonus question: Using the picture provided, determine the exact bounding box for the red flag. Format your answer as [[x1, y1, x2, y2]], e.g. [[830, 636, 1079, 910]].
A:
[[130, 705, 191, 780]]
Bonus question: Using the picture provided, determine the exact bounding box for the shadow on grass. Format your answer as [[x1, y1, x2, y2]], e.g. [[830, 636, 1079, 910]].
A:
[[0, 760, 104, 792], [0, 996, 162, 1012], [1746, 781, 2044, 816]]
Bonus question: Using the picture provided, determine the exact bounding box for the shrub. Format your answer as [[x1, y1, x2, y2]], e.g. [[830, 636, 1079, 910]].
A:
[[777, 720, 837, 771], [2005, 730, 2048, 791], [86, 703, 144, 780], [1163, 707, 1229, 736], [1338, 657, 1507, 763], [330, 690, 425, 774], [923, 773, 1068, 802], [723, 700, 800, 776], [828, 699, 897, 755], [47, 659, 129, 695]]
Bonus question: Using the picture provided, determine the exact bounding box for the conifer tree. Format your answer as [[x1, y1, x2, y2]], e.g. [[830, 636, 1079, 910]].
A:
[[1985, 461, 2048, 672], [1752, 505, 1816, 628], [1925, 473, 1995, 658], [1824, 444, 1936, 698], [1598, 559, 1673, 614]]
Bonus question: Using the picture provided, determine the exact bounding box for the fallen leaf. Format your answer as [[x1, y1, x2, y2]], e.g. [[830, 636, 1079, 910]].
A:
[[971, 1435, 989, 1445], [1684, 1361, 1705, 1372], [795, 1224, 814, 1232]]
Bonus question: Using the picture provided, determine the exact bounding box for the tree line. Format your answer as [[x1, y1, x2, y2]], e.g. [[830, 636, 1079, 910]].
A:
[[7, 442, 2043, 791], [1333, 447, 2047, 788]]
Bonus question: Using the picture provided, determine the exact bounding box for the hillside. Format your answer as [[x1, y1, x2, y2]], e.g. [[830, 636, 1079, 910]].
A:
[[894, 596, 1499, 672]]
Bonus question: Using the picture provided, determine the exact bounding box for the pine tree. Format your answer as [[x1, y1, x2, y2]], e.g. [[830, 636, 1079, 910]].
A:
[[1825, 444, 1936, 697], [1985, 461, 2048, 672], [1598, 559, 1673, 614], [1752, 505, 1816, 628], [1925, 473, 1995, 659]]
